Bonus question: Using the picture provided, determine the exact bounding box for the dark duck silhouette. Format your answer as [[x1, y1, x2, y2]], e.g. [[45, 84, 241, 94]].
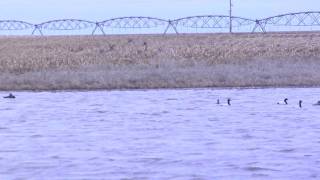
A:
[[277, 98, 288, 105], [216, 99, 231, 106], [3, 93, 15, 99], [227, 98, 231, 106], [313, 101, 320, 106]]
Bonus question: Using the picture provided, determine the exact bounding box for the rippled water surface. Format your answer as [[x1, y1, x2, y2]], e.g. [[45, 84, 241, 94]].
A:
[[1, 88, 320, 180]]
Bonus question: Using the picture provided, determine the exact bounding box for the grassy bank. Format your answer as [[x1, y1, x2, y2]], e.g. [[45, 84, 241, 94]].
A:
[[1, 33, 320, 90]]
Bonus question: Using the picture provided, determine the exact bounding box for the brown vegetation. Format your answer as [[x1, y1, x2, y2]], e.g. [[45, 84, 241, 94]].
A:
[[1, 32, 320, 90]]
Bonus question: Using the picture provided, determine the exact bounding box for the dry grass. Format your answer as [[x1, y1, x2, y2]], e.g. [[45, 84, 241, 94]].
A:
[[1, 32, 320, 90]]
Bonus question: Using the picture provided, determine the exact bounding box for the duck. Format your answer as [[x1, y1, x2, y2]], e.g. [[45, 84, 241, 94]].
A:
[[216, 99, 231, 106], [227, 98, 231, 106], [277, 98, 288, 105], [3, 93, 15, 99], [313, 101, 320, 106], [299, 100, 302, 108]]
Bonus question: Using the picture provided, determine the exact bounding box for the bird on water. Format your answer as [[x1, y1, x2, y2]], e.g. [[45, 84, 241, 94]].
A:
[[277, 98, 288, 105], [216, 99, 231, 106], [313, 101, 320, 106], [3, 93, 15, 99], [227, 98, 231, 106], [299, 100, 302, 108]]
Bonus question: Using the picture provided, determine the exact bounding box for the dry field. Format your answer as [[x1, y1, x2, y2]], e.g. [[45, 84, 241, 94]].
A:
[[1, 32, 320, 90]]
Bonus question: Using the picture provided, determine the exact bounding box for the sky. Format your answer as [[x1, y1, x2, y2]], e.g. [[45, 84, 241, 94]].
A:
[[0, 0, 319, 23]]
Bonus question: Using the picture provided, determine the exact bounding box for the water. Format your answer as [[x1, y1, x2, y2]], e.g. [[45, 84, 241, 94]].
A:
[[0, 88, 320, 180]]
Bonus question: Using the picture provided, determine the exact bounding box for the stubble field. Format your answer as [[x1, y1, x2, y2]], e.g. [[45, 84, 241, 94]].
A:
[[1, 32, 320, 90]]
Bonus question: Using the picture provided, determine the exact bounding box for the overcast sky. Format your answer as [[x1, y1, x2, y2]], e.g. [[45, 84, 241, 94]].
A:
[[0, 0, 319, 23]]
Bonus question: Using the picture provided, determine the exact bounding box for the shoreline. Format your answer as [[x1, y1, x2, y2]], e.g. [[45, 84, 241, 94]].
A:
[[2, 85, 320, 93], [1, 33, 320, 90]]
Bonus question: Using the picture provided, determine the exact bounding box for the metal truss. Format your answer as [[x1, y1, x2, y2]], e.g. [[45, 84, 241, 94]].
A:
[[0, 20, 33, 30], [262, 11, 320, 26], [34, 19, 96, 35], [95, 16, 175, 34], [173, 15, 255, 29], [2, 11, 320, 35]]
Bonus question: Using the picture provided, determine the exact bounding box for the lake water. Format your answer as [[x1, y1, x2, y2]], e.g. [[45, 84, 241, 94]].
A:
[[0, 88, 320, 180]]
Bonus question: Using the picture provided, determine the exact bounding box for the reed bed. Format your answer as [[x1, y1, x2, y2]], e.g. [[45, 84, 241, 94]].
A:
[[1, 33, 320, 90]]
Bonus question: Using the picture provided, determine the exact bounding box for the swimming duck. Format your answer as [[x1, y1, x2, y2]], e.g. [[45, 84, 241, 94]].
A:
[[313, 101, 320, 106], [227, 98, 231, 106], [277, 98, 288, 105], [216, 99, 231, 106], [3, 93, 15, 99]]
